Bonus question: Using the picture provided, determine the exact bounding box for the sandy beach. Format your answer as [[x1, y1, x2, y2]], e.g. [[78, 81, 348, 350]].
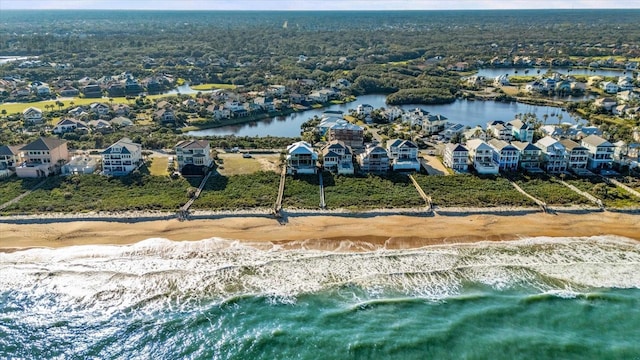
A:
[[1, 211, 638, 250]]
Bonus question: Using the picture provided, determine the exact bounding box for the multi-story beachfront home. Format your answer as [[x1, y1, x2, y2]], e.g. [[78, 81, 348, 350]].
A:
[[327, 121, 364, 150], [511, 141, 542, 172], [466, 139, 499, 175], [508, 119, 534, 142], [487, 139, 520, 171], [535, 136, 567, 173], [358, 145, 390, 174], [463, 126, 487, 142], [15, 137, 69, 178], [22, 107, 43, 125], [0, 145, 23, 171], [486, 121, 513, 142], [321, 140, 354, 175], [175, 139, 212, 175], [559, 139, 589, 172], [581, 135, 614, 171], [442, 143, 469, 172], [286, 141, 318, 175], [0, 145, 23, 178], [316, 113, 345, 136], [387, 139, 420, 172], [101, 138, 143, 176]]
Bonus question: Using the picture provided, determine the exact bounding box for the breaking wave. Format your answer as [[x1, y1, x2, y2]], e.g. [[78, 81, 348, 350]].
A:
[[1, 235, 639, 312]]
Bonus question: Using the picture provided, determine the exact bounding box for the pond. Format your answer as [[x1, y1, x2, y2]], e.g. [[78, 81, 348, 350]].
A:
[[186, 94, 584, 138], [477, 67, 632, 79]]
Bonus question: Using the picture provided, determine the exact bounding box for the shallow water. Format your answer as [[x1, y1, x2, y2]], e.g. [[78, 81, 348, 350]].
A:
[[1, 236, 639, 359]]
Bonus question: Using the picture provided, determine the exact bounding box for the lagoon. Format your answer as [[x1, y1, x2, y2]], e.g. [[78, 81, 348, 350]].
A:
[[186, 94, 583, 138], [477, 67, 632, 79]]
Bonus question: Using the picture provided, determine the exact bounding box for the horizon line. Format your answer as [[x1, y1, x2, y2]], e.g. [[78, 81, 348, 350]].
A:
[[3, 8, 639, 11]]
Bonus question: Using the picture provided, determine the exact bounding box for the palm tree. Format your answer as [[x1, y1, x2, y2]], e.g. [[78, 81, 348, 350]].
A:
[[69, 101, 75, 108], [543, 113, 549, 125]]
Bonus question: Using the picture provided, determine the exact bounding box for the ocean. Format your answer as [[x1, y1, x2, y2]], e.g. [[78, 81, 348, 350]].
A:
[[1, 235, 639, 359]]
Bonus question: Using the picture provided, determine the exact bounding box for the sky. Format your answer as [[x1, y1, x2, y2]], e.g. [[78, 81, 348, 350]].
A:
[[1, 0, 639, 11]]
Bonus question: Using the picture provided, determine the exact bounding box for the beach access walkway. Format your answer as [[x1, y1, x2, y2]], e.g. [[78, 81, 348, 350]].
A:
[[0, 178, 48, 211], [319, 171, 326, 209], [408, 174, 433, 210], [177, 170, 213, 220]]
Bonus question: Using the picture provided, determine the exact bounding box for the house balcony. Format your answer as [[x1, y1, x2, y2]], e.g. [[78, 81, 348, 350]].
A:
[[473, 160, 499, 175]]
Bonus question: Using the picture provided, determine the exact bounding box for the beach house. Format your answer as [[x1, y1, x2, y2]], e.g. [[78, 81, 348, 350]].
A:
[[442, 143, 469, 172], [508, 119, 534, 142], [15, 137, 69, 178], [387, 139, 420, 172], [466, 139, 499, 175], [581, 135, 614, 171], [535, 136, 567, 173], [358, 145, 390, 174], [175, 140, 212, 176], [559, 139, 589, 172], [487, 139, 520, 171], [511, 141, 542, 172], [321, 140, 354, 175], [286, 141, 318, 175], [0, 145, 23, 178], [102, 138, 143, 176]]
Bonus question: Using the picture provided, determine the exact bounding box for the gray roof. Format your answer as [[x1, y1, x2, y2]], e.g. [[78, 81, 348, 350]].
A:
[[20, 137, 66, 151], [446, 143, 468, 152], [559, 139, 587, 151], [511, 141, 540, 152], [0, 144, 23, 156], [582, 135, 613, 148], [176, 139, 210, 150]]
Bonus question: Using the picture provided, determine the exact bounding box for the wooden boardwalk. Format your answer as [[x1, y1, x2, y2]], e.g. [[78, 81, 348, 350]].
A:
[[408, 174, 432, 211], [557, 179, 604, 209], [177, 171, 213, 220], [508, 179, 548, 213], [0, 178, 48, 211], [273, 166, 286, 217], [318, 171, 326, 209], [605, 177, 640, 200]]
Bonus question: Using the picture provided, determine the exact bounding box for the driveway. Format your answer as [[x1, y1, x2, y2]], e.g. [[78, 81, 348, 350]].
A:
[[419, 154, 450, 176]]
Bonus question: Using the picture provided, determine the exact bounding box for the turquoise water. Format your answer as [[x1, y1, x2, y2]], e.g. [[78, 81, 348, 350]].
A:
[[1, 236, 639, 359]]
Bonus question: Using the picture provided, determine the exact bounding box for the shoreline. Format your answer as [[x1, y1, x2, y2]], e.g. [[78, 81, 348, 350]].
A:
[[1, 209, 638, 251]]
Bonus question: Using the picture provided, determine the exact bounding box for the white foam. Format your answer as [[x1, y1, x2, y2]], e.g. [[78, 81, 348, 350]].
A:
[[1, 235, 639, 311]]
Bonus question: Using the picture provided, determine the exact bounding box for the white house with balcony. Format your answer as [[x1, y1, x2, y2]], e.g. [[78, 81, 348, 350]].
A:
[[387, 139, 420, 172], [466, 139, 499, 174], [286, 141, 318, 175], [511, 141, 542, 171], [175, 140, 212, 175], [535, 136, 567, 173], [358, 145, 390, 174], [487, 139, 520, 171], [560, 139, 589, 171], [581, 134, 614, 171], [443, 143, 469, 172], [322, 140, 354, 175], [508, 119, 534, 142], [22, 107, 43, 125], [101, 138, 142, 176]]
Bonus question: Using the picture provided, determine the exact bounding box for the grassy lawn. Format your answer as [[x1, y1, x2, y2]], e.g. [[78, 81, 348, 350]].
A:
[[192, 171, 279, 210], [566, 176, 640, 208], [323, 173, 424, 210], [510, 173, 590, 205], [2, 174, 191, 214], [190, 83, 236, 91], [1, 93, 178, 115], [0, 177, 42, 204], [413, 174, 535, 207], [283, 174, 320, 209], [148, 157, 169, 176], [217, 154, 278, 176]]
